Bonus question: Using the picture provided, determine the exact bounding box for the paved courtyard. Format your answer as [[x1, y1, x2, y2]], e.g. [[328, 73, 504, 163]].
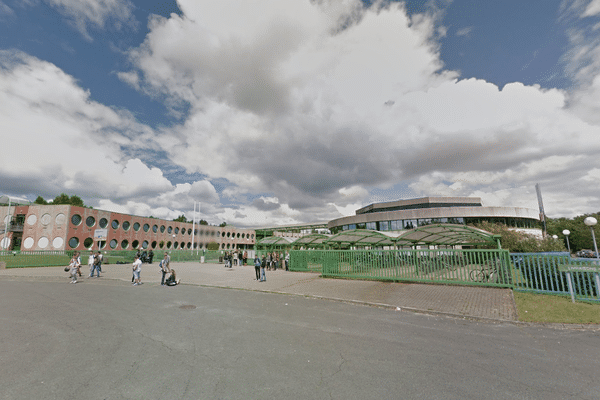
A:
[[0, 261, 518, 321]]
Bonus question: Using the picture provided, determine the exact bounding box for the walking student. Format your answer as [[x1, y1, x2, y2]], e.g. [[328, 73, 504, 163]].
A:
[[68, 254, 80, 283], [260, 254, 266, 282], [254, 255, 261, 281], [132, 255, 142, 286], [90, 251, 101, 277]]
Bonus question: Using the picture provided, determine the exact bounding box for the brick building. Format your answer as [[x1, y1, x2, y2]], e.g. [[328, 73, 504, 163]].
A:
[[0, 204, 255, 252]]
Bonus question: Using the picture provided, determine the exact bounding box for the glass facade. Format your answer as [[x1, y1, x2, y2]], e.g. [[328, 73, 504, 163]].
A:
[[334, 216, 538, 234]]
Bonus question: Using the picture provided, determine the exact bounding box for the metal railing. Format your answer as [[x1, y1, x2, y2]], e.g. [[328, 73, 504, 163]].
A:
[[511, 253, 599, 302], [290, 249, 513, 287]]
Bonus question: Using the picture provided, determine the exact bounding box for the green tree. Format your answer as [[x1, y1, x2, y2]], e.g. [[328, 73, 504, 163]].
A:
[[52, 193, 70, 205], [199, 219, 208, 225], [34, 196, 48, 205], [473, 222, 566, 253], [69, 195, 84, 207], [546, 213, 600, 253], [173, 215, 188, 223], [219, 222, 227, 227]]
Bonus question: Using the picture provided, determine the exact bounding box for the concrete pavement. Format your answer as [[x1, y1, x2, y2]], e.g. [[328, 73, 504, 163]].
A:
[[0, 261, 517, 320]]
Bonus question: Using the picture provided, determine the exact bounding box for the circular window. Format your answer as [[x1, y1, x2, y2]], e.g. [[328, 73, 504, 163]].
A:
[[38, 237, 49, 248], [0, 237, 10, 249], [159, 241, 164, 249], [23, 237, 34, 249], [241, 233, 245, 239], [69, 237, 80, 248], [132, 240, 139, 249], [187, 242, 191, 249], [181, 228, 185, 236], [71, 214, 82, 226], [174, 241, 179, 249], [168, 226, 173, 234], [160, 225, 165, 233], [142, 240, 148, 249], [121, 240, 129, 249], [251, 234, 254, 239], [222, 232, 226, 237], [86, 216, 95, 227], [152, 225, 158, 233], [99, 241, 106, 249], [122, 221, 130, 231], [227, 232, 231, 238], [237, 233, 240, 238], [174, 227, 180, 234], [99, 218, 108, 228], [41, 213, 51, 225], [133, 222, 140, 231], [55, 214, 66, 225], [166, 241, 172, 249], [111, 220, 119, 230], [151, 241, 157, 248], [221, 243, 225, 249], [27, 215, 37, 226], [188, 229, 192, 235], [83, 237, 93, 248], [53, 237, 64, 249], [109, 239, 117, 249], [143, 223, 150, 232]]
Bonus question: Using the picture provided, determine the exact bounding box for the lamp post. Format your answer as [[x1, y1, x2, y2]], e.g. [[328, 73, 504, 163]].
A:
[[562, 229, 571, 254], [583, 217, 599, 260]]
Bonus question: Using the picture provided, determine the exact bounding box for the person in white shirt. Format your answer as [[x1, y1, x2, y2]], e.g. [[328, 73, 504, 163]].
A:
[[132, 256, 142, 286]]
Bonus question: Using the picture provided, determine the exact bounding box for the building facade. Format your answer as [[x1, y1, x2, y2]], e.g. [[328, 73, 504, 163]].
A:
[[0, 204, 255, 252], [328, 196, 541, 236]]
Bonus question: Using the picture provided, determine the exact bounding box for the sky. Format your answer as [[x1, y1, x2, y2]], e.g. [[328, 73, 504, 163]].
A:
[[1, 0, 600, 227]]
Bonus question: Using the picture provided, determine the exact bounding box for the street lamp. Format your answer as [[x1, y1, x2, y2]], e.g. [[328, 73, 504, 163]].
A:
[[583, 217, 599, 260], [562, 229, 571, 254]]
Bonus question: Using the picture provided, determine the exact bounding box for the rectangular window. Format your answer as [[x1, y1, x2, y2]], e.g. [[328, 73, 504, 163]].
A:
[[379, 221, 390, 231], [403, 219, 417, 229], [348, 224, 356, 230], [366, 222, 377, 230]]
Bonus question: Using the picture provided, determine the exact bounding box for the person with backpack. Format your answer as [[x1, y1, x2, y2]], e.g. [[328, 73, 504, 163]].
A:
[[254, 255, 261, 281], [90, 251, 101, 277]]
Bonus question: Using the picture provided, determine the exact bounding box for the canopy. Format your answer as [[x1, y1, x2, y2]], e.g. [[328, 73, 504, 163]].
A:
[[0, 195, 31, 206], [292, 233, 331, 248], [395, 224, 500, 247], [325, 229, 402, 248], [324, 224, 500, 248]]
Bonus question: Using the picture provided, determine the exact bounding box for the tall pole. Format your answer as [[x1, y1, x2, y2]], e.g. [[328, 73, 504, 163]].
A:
[[191, 201, 196, 256], [535, 183, 547, 237]]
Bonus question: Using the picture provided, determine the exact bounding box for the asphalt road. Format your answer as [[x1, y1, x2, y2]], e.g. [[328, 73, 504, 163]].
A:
[[0, 279, 598, 400]]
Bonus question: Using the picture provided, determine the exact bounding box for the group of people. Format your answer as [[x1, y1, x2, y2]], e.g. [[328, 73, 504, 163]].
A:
[[135, 249, 154, 264], [222, 250, 248, 268], [253, 252, 290, 282], [66, 250, 104, 283], [132, 251, 179, 286], [66, 250, 179, 286]]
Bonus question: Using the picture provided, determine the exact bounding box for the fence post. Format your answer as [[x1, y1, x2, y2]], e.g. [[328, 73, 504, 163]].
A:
[[595, 272, 600, 300], [565, 271, 575, 303]]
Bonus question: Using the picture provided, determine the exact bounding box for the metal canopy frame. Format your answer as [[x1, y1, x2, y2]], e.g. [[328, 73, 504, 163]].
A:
[[292, 233, 331, 248], [325, 224, 500, 249], [325, 229, 402, 248]]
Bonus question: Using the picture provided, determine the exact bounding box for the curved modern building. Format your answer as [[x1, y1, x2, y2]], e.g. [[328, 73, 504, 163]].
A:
[[328, 196, 540, 235]]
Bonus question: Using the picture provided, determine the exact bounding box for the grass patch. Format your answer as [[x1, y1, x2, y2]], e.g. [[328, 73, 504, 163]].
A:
[[514, 291, 600, 324]]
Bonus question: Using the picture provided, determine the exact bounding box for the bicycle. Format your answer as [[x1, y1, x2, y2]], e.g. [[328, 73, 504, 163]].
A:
[[469, 263, 498, 283]]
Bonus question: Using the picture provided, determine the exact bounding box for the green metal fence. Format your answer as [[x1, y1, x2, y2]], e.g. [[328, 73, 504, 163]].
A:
[[511, 253, 600, 302], [290, 249, 513, 287]]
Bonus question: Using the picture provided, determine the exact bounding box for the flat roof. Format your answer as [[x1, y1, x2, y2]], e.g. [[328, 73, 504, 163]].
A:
[[356, 196, 482, 215]]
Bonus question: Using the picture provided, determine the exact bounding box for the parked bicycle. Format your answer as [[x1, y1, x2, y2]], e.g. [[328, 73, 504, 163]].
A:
[[469, 262, 498, 283]]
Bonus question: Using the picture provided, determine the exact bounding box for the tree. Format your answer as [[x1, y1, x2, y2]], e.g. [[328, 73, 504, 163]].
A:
[[52, 193, 70, 205], [199, 219, 208, 225], [473, 222, 566, 253], [546, 213, 600, 253], [69, 195, 84, 207], [219, 222, 227, 227], [34, 196, 48, 205], [173, 215, 188, 223]]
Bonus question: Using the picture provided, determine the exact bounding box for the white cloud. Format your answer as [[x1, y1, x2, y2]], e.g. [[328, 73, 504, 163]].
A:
[[116, 0, 600, 220], [43, 0, 136, 40]]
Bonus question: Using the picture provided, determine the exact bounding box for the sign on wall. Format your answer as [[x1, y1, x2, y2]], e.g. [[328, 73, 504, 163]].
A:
[[94, 229, 108, 241]]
